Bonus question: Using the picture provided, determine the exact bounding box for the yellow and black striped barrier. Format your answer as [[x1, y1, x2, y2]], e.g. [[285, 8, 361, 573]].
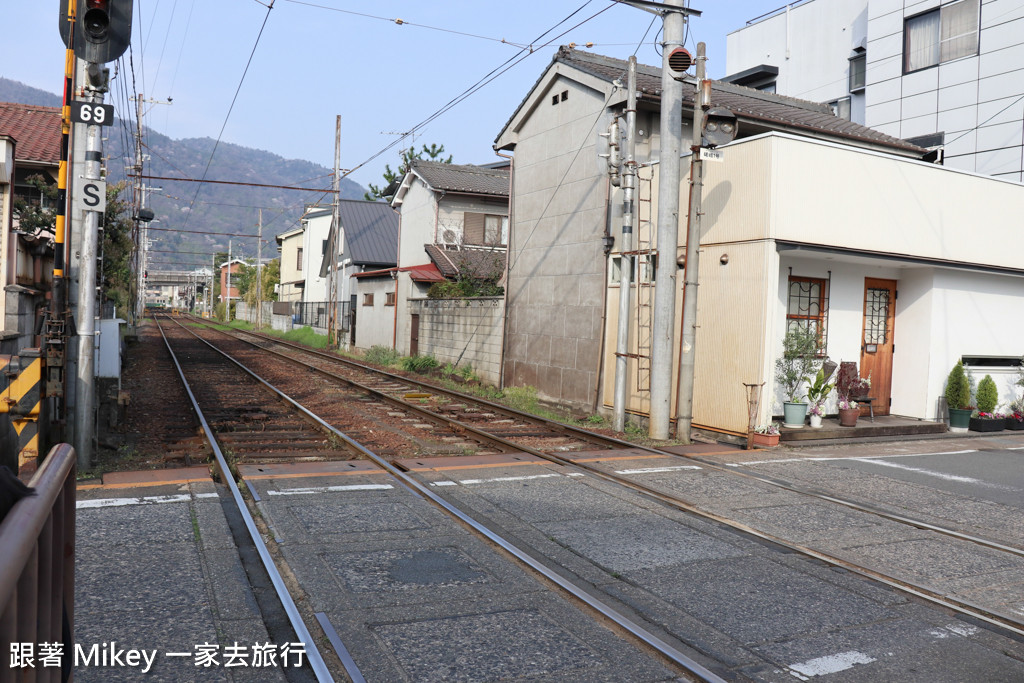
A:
[[1, 349, 43, 471]]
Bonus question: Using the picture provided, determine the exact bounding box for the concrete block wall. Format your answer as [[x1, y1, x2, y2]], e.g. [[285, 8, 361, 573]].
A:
[[408, 297, 503, 385]]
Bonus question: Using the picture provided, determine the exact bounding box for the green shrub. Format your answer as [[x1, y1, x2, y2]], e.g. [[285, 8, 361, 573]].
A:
[[365, 345, 400, 366], [400, 354, 439, 373], [944, 361, 971, 410], [976, 374, 999, 413], [500, 385, 539, 413]]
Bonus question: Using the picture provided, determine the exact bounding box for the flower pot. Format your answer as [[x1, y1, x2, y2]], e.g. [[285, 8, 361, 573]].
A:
[[782, 402, 808, 428], [948, 408, 972, 431], [1005, 417, 1024, 430], [838, 407, 859, 427], [752, 432, 780, 447], [969, 417, 1005, 433], [809, 414, 823, 428]]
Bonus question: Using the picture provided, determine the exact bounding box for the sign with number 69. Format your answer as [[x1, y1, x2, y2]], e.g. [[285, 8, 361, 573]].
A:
[[71, 102, 114, 126]]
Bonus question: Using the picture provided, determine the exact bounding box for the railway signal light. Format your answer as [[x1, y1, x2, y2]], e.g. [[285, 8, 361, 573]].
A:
[[59, 0, 134, 64]]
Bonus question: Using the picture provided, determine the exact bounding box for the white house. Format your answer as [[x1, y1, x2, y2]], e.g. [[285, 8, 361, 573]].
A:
[[726, 0, 1024, 181], [351, 160, 509, 355], [610, 131, 1024, 432], [275, 225, 304, 303]]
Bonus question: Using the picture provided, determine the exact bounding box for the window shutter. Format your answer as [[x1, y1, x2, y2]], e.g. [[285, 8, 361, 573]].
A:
[[464, 212, 485, 245]]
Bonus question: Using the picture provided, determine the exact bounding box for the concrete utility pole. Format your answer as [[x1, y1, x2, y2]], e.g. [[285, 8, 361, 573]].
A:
[[327, 115, 341, 347], [676, 42, 708, 443], [613, 57, 639, 433], [257, 210, 263, 328], [649, 0, 688, 440], [73, 70, 106, 470], [225, 239, 231, 321]]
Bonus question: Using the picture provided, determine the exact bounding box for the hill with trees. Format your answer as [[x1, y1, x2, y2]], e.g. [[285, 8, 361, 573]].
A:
[[0, 77, 368, 269]]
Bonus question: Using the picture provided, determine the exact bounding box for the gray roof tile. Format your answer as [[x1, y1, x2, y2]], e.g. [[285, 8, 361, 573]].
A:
[[411, 160, 510, 197], [497, 47, 924, 157], [338, 200, 398, 267]]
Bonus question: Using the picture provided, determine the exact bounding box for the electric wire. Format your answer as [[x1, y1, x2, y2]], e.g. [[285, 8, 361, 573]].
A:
[[341, 1, 613, 181], [179, 0, 275, 232]]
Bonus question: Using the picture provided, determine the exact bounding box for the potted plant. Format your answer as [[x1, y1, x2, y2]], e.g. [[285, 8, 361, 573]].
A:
[[752, 423, 780, 447], [775, 327, 819, 428], [944, 361, 973, 432], [805, 364, 836, 429], [1008, 356, 1024, 431], [835, 361, 868, 427], [837, 396, 860, 427], [969, 375, 1005, 432]]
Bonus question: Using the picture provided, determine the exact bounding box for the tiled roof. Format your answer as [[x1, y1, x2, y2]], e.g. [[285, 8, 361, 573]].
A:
[[338, 199, 398, 267], [405, 264, 446, 283], [0, 102, 62, 165], [411, 160, 510, 197], [424, 244, 506, 280], [497, 47, 924, 157]]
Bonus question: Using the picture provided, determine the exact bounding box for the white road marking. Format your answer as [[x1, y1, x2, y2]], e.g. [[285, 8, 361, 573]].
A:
[[78, 494, 193, 508], [851, 458, 1018, 490], [729, 450, 978, 467], [429, 472, 584, 487], [266, 484, 393, 496], [788, 650, 875, 678], [615, 465, 703, 475]]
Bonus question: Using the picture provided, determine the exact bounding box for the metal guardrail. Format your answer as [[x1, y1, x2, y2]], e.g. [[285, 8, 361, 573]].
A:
[[0, 443, 76, 683], [290, 300, 350, 332]]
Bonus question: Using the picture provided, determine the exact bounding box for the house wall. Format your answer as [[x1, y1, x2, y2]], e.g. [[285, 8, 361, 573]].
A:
[[503, 74, 616, 411], [277, 231, 304, 303], [302, 213, 331, 302], [408, 297, 504, 384], [727, 0, 1024, 180], [726, 0, 869, 121], [354, 277, 396, 350], [866, 0, 1024, 180]]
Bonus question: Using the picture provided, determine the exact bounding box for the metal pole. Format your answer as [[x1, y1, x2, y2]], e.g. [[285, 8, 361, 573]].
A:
[[649, 0, 687, 440], [613, 57, 638, 433], [675, 42, 707, 442], [74, 73, 104, 470], [134, 94, 145, 323]]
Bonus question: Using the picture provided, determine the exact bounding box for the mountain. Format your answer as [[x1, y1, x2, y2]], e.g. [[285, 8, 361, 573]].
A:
[[0, 78, 369, 269]]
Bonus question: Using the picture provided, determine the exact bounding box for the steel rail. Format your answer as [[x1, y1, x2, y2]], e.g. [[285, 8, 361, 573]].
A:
[[197, 319, 631, 450], [154, 318, 336, 682], [196, 321, 1024, 557], [167, 317, 729, 682], [185, 318, 1024, 639], [226, 321, 1024, 558]]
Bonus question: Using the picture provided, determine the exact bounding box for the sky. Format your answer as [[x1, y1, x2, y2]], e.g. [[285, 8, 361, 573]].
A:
[[2, 1, 791, 205]]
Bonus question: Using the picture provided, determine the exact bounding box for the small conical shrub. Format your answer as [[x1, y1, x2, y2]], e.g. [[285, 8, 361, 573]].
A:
[[945, 361, 971, 410], [976, 374, 999, 413]]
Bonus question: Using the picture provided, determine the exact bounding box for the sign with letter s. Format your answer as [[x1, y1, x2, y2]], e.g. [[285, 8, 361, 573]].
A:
[[74, 179, 107, 215]]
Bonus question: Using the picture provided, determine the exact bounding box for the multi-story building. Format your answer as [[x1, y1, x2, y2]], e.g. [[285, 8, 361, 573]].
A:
[[726, 0, 1024, 180]]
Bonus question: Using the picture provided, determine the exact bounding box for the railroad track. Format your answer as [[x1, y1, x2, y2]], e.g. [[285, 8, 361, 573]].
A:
[[172, 315, 1024, 643], [155, 314, 727, 682]]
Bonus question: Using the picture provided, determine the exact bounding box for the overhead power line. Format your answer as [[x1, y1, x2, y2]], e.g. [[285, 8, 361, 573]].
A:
[[132, 174, 335, 192]]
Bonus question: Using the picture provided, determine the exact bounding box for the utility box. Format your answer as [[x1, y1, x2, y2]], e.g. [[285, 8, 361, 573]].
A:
[[97, 318, 125, 379]]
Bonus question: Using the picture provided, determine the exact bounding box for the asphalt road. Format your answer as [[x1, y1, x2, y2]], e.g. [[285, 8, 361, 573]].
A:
[[837, 444, 1024, 509]]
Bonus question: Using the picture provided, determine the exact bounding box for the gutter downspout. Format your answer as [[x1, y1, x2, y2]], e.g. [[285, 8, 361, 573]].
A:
[[494, 148, 514, 390]]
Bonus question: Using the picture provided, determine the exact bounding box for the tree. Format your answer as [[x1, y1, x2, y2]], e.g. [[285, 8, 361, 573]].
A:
[[235, 258, 280, 307], [12, 174, 58, 235], [101, 182, 136, 315], [364, 143, 452, 201]]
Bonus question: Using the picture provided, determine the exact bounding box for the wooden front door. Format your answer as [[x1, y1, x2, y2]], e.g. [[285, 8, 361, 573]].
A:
[[859, 278, 896, 416]]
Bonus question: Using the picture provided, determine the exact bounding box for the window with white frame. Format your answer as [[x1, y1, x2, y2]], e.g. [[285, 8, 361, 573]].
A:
[[904, 0, 979, 73]]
